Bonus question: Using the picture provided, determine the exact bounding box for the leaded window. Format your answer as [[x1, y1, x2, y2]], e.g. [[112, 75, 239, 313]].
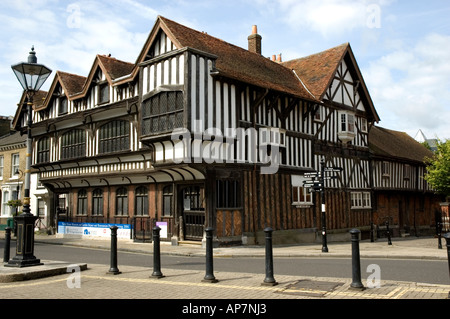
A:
[[61, 129, 86, 160], [98, 120, 130, 154], [135, 186, 148, 216], [163, 185, 173, 216], [142, 91, 184, 135], [77, 189, 87, 215], [116, 187, 128, 216], [92, 188, 103, 216], [37, 137, 50, 163]]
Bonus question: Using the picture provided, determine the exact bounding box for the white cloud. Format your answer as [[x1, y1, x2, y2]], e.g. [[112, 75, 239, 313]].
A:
[[365, 32, 450, 139], [276, 0, 387, 37]]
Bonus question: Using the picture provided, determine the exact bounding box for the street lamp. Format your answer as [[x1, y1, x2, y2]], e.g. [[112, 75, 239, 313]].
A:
[[6, 46, 51, 268]]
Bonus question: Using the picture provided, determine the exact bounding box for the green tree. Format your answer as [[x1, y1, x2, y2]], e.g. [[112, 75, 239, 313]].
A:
[[424, 139, 450, 199]]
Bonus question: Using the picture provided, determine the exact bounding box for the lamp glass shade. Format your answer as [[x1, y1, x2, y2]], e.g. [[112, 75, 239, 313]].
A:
[[12, 62, 52, 92]]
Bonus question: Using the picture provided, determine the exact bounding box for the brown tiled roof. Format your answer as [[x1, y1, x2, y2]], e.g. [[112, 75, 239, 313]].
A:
[[159, 16, 316, 101], [369, 126, 433, 163], [281, 43, 348, 100], [97, 55, 135, 81], [58, 71, 86, 96]]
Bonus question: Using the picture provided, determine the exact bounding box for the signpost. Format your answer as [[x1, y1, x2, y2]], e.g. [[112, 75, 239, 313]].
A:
[[303, 159, 342, 252]]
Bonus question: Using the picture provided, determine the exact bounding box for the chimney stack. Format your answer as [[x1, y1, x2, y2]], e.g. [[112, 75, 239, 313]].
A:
[[248, 25, 262, 55]]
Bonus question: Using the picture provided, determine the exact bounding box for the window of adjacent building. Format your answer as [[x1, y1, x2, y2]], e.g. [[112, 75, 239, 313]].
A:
[[216, 180, 241, 209], [351, 191, 371, 209], [98, 82, 110, 104], [2, 191, 10, 216], [37, 198, 45, 217], [291, 175, 312, 205], [116, 187, 128, 216], [142, 91, 184, 135], [98, 120, 130, 154], [37, 137, 50, 163], [11, 154, 20, 178], [92, 188, 103, 216], [58, 96, 68, 115], [135, 186, 148, 216], [163, 185, 173, 216], [0, 155, 3, 179], [77, 189, 87, 215]]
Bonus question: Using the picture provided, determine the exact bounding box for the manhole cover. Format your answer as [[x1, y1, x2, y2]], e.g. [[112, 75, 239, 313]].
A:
[[278, 280, 344, 297]]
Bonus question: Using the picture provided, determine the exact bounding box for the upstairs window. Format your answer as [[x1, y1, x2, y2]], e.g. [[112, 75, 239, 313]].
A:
[[142, 91, 184, 136], [98, 120, 130, 154], [99, 82, 110, 104], [338, 110, 356, 143], [37, 137, 50, 163], [58, 96, 68, 115], [11, 154, 20, 178], [61, 129, 86, 160]]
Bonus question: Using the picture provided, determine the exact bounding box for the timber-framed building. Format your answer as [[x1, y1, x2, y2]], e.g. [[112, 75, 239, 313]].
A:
[[12, 16, 443, 244]]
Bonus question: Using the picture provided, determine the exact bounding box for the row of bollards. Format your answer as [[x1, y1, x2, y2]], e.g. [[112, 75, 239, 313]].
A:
[[104, 225, 450, 295]]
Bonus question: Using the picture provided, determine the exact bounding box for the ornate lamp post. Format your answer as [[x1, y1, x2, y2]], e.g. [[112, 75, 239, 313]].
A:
[[6, 46, 52, 267]]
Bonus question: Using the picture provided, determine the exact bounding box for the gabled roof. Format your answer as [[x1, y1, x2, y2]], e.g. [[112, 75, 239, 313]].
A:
[[369, 126, 433, 163], [71, 54, 134, 99], [12, 90, 48, 130], [135, 16, 317, 101], [282, 43, 380, 122]]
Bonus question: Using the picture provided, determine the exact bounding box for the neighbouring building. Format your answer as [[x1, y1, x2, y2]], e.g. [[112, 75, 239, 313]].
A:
[[11, 16, 444, 244]]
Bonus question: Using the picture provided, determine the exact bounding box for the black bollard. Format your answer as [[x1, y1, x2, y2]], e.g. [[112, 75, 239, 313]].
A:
[[437, 221, 443, 249], [444, 233, 450, 299], [202, 227, 218, 283], [385, 220, 392, 245], [107, 226, 121, 275], [349, 229, 364, 290], [151, 226, 164, 278], [370, 222, 375, 242], [262, 227, 278, 286], [3, 227, 11, 263]]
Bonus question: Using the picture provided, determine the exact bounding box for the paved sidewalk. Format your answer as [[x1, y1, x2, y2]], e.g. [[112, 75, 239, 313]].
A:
[[1, 233, 449, 301]]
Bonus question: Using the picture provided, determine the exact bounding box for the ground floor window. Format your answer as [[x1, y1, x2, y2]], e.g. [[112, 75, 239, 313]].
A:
[[135, 186, 148, 216], [163, 185, 173, 216], [291, 175, 312, 206], [351, 191, 371, 209], [116, 187, 128, 216], [216, 180, 240, 209], [77, 189, 88, 215]]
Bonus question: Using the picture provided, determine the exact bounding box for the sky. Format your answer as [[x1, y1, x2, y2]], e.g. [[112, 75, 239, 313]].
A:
[[0, 0, 449, 140]]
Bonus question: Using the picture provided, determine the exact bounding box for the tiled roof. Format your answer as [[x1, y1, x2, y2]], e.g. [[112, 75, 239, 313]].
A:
[[369, 126, 433, 163], [159, 16, 317, 101], [58, 71, 86, 96], [97, 54, 135, 81], [281, 44, 348, 100]]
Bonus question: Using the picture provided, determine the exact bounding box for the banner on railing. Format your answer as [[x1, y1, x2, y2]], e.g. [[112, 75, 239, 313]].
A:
[[57, 221, 131, 239]]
